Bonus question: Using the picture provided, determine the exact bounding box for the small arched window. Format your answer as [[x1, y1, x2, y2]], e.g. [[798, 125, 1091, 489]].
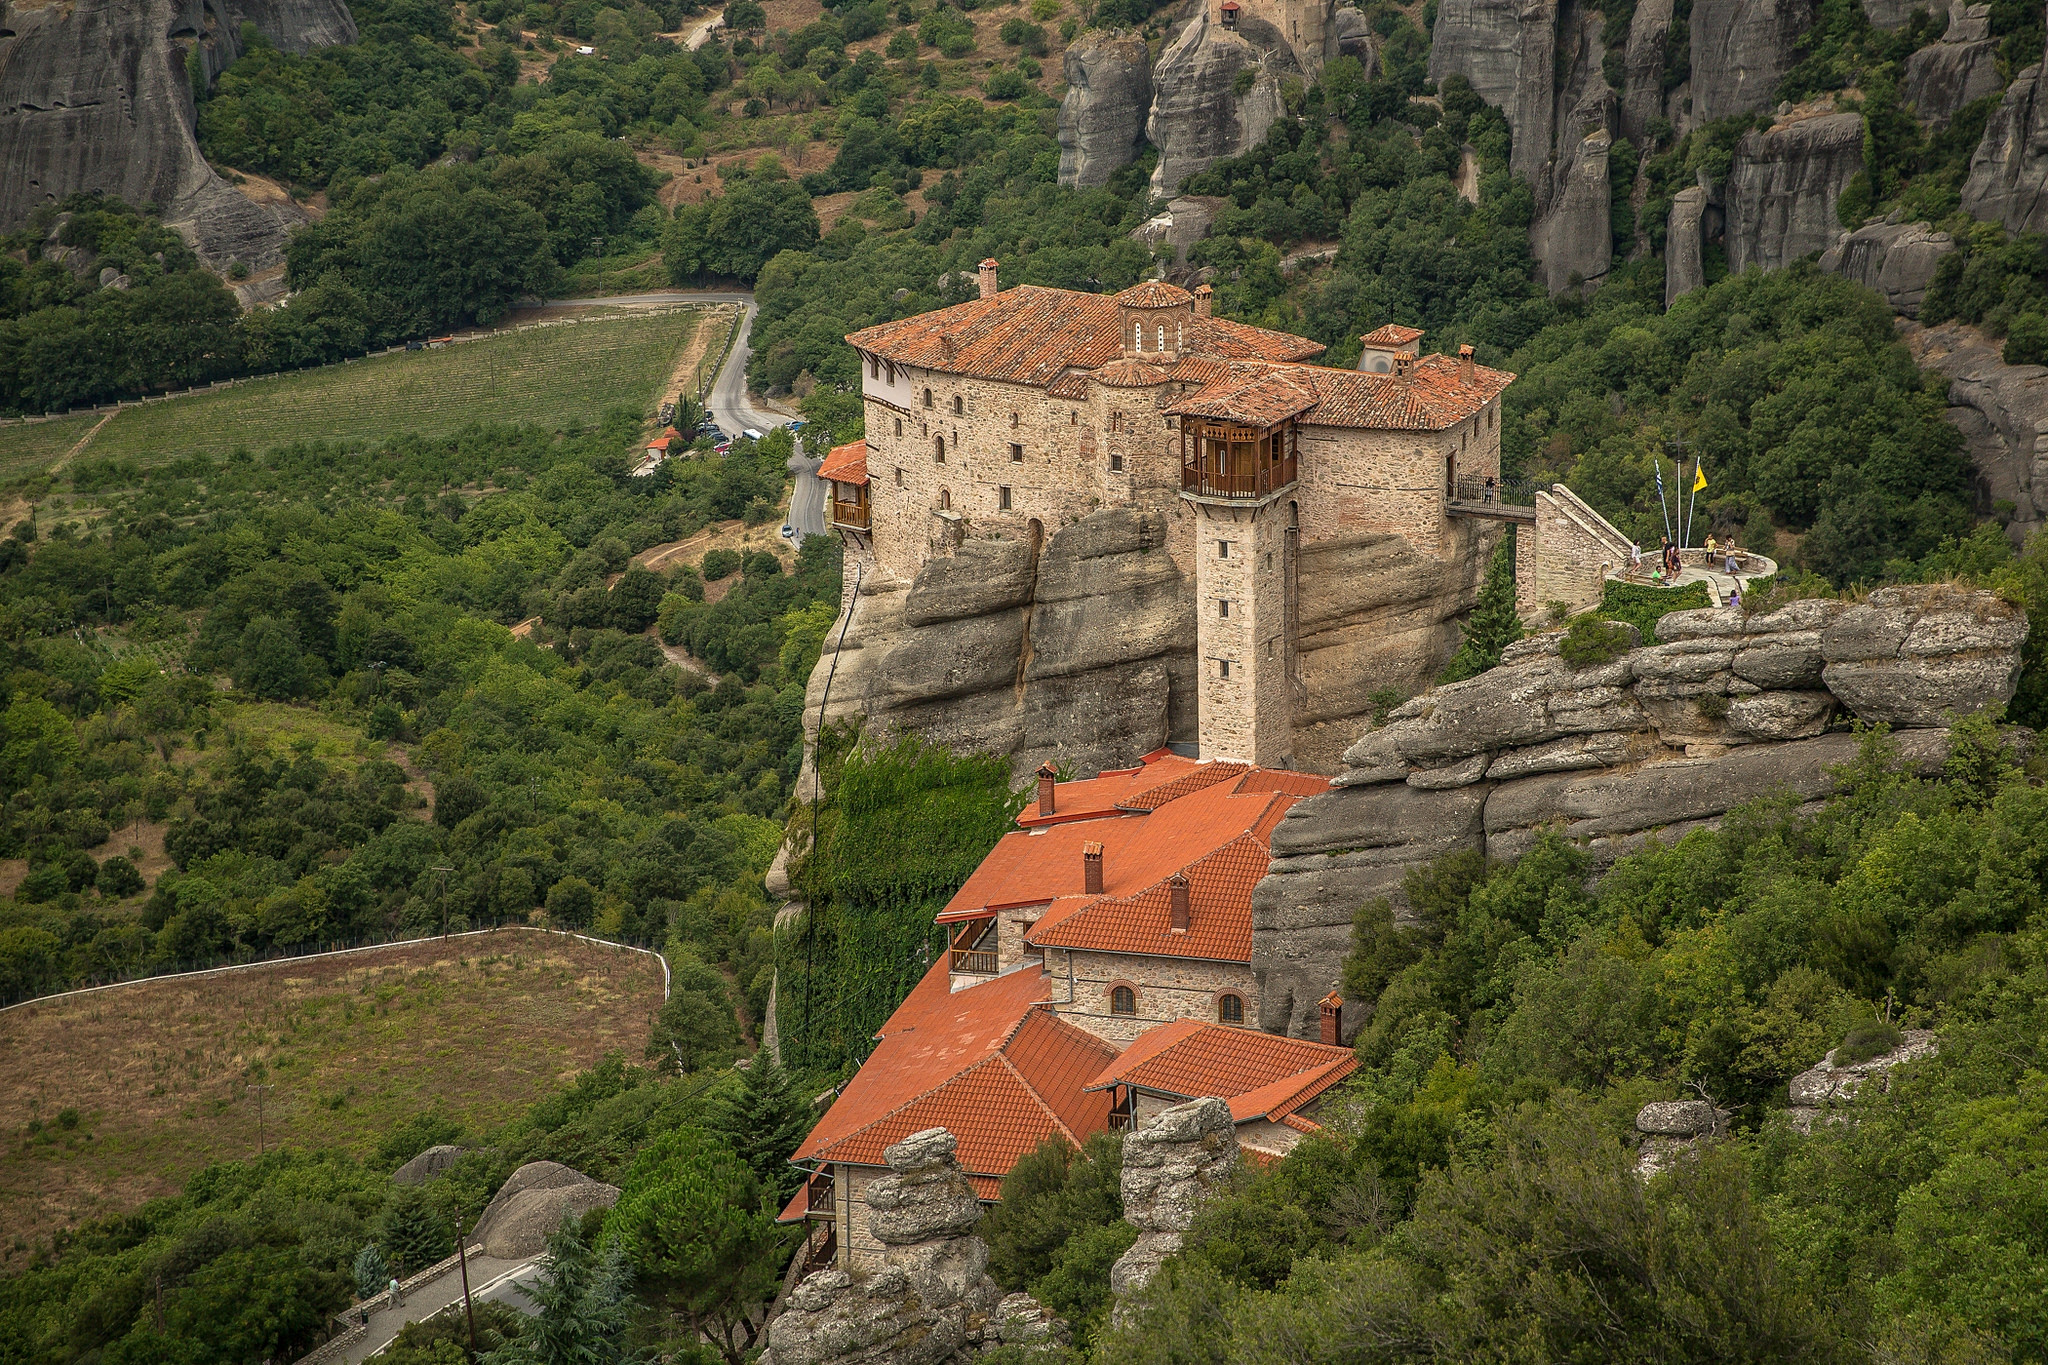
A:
[[1218, 993, 1244, 1024], [1010, 411, 1019, 428], [940, 488, 952, 510], [1157, 324, 1166, 351], [894, 417, 903, 438], [924, 388, 934, 408], [953, 395, 964, 415], [1110, 985, 1136, 1016], [1134, 321, 1143, 351], [934, 435, 946, 462], [869, 356, 880, 379]]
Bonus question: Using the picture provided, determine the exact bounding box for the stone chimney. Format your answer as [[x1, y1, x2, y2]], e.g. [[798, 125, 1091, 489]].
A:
[[1192, 285, 1213, 317], [1168, 873, 1189, 932], [1393, 350, 1414, 383], [1319, 990, 1342, 1045], [1036, 761, 1057, 818], [1458, 344, 1475, 387], [1083, 841, 1103, 894], [978, 258, 1000, 299]]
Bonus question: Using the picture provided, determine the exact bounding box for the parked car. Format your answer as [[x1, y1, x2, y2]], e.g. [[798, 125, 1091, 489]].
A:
[[780, 524, 795, 539], [742, 428, 764, 441], [713, 440, 733, 454]]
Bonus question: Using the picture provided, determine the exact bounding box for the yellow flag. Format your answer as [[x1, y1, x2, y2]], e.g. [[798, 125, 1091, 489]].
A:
[[1692, 464, 1708, 492]]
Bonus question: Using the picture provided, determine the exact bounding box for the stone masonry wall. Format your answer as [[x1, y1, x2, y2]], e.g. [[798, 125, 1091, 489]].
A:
[[1048, 946, 1258, 1045], [1252, 586, 2029, 1038], [1521, 486, 1629, 618]]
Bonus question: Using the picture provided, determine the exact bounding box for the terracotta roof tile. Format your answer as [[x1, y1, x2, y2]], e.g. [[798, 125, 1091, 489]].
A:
[[1166, 354, 1512, 432], [1094, 358, 1175, 388], [1026, 830, 1277, 962], [1167, 369, 1321, 426], [1360, 323, 1425, 347], [818, 438, 868, 486], [1085, 1022, 1355, 1122], [1113, 281, 1193, 308], [790, 964, 1116, 1179], [1192, 316, 1327, 362], [1115, 762, 1248, 811], [1045, 372, 1091, 400], [1014, 750, 1212, 828]]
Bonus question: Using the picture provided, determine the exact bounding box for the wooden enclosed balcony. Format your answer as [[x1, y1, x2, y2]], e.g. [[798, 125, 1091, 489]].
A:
[[949, 919, 997, 977], [1179, 417, 1298, 500], [831, 482, 871, 530]]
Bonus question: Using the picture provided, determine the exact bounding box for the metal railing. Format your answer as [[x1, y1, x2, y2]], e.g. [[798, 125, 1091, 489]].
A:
[[950, 946, 998, 975], [1180, 451, 1298, 500], [1451, 474, 1536, 508]]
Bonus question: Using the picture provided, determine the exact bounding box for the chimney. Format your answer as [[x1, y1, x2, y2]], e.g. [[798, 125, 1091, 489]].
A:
[[1168, 873, 1190, 932], [1083, 841, 1104, 894], [1193, 284, 1213, 317], [1393, 350, 1414, 383], [1459, 344, 1475, 387], [1319, 991, 1343, 1045], [1036, 761, 1057, 818], [978, 258, 1000, 299]]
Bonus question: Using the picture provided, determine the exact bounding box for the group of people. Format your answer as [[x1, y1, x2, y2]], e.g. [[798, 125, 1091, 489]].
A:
[[1624, 532, 1746, 608]]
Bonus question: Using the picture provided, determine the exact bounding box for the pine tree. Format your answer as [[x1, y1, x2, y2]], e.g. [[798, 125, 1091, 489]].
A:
[[481, 1220, 634, 1365], [704, 1056, 813, 1202], [352, 1242, 390, 1302], [1439, 529, 1524, 683], [379, 1184, 452, 1276]]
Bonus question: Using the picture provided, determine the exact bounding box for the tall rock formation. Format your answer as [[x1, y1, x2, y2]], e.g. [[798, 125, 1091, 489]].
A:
[[1251, 587, 2028, 1039], [1818, 219, 1955, 317], [1904, 319, 2048, 544], [1725, 113, 1865, 272], [1057, 31, 1152, 190], [1146, 12, 1290, 196], [1108, 1099, 1237, 1319], [1427, 0, 1560, 185], [1904, 2, 2002, 128], [1960, 39, 2048, 233], [0, 0, 354, 268], [1689, 0, 1818, 123], [1665, 183, 1710, 306], [1618, 0, 1676, 149]]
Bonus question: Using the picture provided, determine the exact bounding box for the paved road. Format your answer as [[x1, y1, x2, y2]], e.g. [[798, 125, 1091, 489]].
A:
[[684, 12, 724, 47], [340, 1255, 542, 1363], [525, 290, 828, 543]]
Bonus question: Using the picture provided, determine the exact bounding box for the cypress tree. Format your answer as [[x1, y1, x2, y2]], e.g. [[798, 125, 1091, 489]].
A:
[[1439, 529, 1524, 683]]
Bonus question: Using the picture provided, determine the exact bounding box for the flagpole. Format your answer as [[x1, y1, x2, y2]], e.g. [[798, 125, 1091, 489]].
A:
[[1683, 461, 1694, 549], [1656, 458, 1673, 546]]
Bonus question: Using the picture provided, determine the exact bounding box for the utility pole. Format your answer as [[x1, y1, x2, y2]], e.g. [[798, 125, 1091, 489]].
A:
[[247, 1083, 275, 1156], [433, 865, 455, 938], [456, 1215, 479, 1352]]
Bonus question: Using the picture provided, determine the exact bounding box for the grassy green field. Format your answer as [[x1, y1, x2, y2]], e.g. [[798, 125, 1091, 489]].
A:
[[0, 309, 703, 473], [0, 931, 663, 1252]]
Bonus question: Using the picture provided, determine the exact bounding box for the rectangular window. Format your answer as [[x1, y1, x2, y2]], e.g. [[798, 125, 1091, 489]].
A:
[[1111, 411, 1123, 433], [1266, 639, 1275, 658], [999, 486, 1012, 510], [1220, 659, 1232, 679], [1009, 443, 1023, 463], [1217, 540, 1231, 558], [1264, 552, 1272, 569], [1110, 452, 1123, 471], [895, 468, 904, 487], [1218, 599, 1230, 618]]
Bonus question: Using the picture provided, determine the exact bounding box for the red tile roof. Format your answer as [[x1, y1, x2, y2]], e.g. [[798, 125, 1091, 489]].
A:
[[790, 962, 1117, 1179], [1085, 1021, 1356, 1123], [941, 763, 1313, 964], [1165, 353, 1512, 432], [844, 286, 1323, 388], [819, 438, 868, 486], [1360, 323, 1425, 347], [1114, 280, 1194, 308]]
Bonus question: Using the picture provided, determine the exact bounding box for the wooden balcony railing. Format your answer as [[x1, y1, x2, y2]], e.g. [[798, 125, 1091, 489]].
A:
[[800, 1221, 838, 1275], [950, 946, 998, 975], [805, 1169, 835, 1219], [831, 496, 871, 529], [1181, 451, 1297, 500]]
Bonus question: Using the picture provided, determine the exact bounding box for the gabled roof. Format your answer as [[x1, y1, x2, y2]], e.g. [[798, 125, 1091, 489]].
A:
[[940, 765, 1325, 964], [1084, 1020, 1356, 1125], [818, 438, 868, 486], [1360, 323, 1425, 347], [789, 962, 1116, 1178], [1165, 353, 1513, 432], [1168, 368, 1321, 426]]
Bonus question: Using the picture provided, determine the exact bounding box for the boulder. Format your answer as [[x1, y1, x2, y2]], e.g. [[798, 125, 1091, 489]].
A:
[[864, 1129, 983, 1246], [0, 0, 350, 268], [1689, 0, 1819, 123], [1819, 586, 2028, 726], [1961, 44, 2048, 233], [1903, 5, 2002, 128], [1109, 1099, 1236, 1319], [1146, 13, 1288, 197], [472, 1162, 620, 1260], [1817, 220, 1956, 318], [1130, 195, 1229, 264], [1635, 1099, 1721, 1135], [1057, 31, 1152, 190], [1331, 7, 1380, 69], [1726, 113, 1866, 274], [1786, 1029, 1938, 1131], [391, 1144, 464, 1186]]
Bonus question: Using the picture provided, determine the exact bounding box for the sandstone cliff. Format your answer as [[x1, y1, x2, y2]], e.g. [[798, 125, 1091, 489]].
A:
[[1146, 11, 1290, 197], [1960, 48, 2048, 233], [1726, 113, 1866, 273], [1057, 31, 1152, 190], [1251, 586, 2028, 1040], [0, 0, 353, 269], [1903, 319, 2048, 545], [1904, 2, 2001, 128], [1689, 0, 1817, 123], [1817, 219, 1955, 318]]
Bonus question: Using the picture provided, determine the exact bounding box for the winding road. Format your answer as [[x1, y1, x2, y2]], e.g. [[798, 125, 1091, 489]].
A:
[[522, 291, 827, 541], [336, 1254, 544, 1363]]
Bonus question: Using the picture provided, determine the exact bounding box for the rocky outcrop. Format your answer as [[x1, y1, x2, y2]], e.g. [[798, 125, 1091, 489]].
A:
[[1786, 1029, 1938, 1131], [1251, 586, 2028, 1039], [1666, 184, 1710, 307], [1689, 0, 1818, 123], [1331, 7, 1380, 69], [1109, 1099, 1237, 1319], [0, 0, 351, 269], [1961, 44, 2048, 233], [1618, 0, 1675, 150], [1535, 126, 1615, 292], [391, 1144, 464, 1186], [1634, 1098, 1727, 1177], [1428, 0, 1563, 185], [1147, 13, 1289, 196], [1903, 319, 2048, 544], [1818, 219, 1955, 317], [1904, 3, 2002, 128], [472, 1162, 621, 1259], [1057, 31, 1152, 190], [1131, 195, 1229, 264], [1726, 113, 1866, 273], [760, 1128, 1064, 1365]]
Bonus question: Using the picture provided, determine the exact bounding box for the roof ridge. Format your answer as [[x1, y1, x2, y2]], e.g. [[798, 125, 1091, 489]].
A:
[[1031, 827, 1270, 948], [990, 1050, 1081, 1149]]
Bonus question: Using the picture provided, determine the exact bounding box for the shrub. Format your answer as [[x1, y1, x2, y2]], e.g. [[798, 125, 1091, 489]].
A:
[[1595, 578, 1711, 639], [1836, 1021, 1905, 1065], [985, 67, 1029, 99], [1558, 614, 1635, 669], [701, 548, 741, 580], [96, 855, 145, 898], [2005, 311, 2048, 366]]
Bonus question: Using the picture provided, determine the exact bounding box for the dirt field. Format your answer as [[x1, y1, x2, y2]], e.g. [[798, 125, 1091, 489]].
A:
[[0, 931, 663, 1258]]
